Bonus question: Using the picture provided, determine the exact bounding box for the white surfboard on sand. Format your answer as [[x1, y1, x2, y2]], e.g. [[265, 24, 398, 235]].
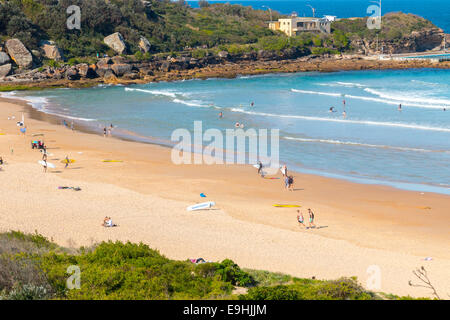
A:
[[38, 160, 56, 169], [187, 201, 215, 211]]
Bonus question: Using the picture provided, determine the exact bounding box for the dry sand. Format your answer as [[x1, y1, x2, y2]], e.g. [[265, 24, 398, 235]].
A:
[[0, 98, 449, 298]]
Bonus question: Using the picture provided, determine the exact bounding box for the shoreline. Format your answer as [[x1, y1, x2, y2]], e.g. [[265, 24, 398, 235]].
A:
[[3, 71, 450, 196], [0, 98, 449, 298], [1, 56, 450, 91]]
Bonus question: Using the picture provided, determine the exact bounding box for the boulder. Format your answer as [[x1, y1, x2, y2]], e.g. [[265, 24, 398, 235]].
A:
[[0, 63, 12, 78], [95, 67, 112, 78], [103, 69, 117, 82], [160, 61, 171, 72], [5, 39, 33, 68], [104, 32, 126, 54], [111, 63, 132, 77], [217, 51, 228, 59], [65, 67, 80, 80], [0, 52, 10, 65], [111, 56, 128, 64], [77, 63, 97, 78], [138, 36, 151, 53], [40, 40, 64, 61], [96, 57, 113, 69]]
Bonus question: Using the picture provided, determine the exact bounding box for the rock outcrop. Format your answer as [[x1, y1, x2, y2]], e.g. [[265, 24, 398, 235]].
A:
[[104, 32, 126, 54], [111, 63, 132, 77], [138, 36, 151, 53], [0, 63, 12, 78], [0, 52, 10, 65], [5, 39, 33, 68], [350, 28, 445, 55], [40, 40, 64, 61]]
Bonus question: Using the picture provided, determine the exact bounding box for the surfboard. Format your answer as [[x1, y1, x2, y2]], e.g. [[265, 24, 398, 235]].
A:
[[102, 160, 123, 162], [38, 160, 56, 169], [60, 159, 76, 164], [264, 177, 280, 179], [187, 201, 215, 211], [273, 204, 301, 208]]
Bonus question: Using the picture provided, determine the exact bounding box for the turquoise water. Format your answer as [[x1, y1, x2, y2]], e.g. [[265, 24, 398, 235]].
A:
[[6, 69, 450, 194], [402, 54, 450, 60]]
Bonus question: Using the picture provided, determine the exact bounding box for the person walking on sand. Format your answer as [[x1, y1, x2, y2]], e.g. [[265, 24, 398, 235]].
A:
[[257, 161, 263, 176], [281, 165, 288, 177], [297, 210, 306, 228], [42, 152, 47, 162], [308, 208, 316, 228], [103, 127, 107, 137], [284, 175, 290, 190], [64, 155, 70, 169], [71, 121, 74, 131], [43, 159, 48, 173], [288, 175, 294, 191]]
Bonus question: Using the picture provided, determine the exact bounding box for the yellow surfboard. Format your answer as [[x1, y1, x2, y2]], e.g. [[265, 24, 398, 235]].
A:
[[273, 204, 301, 208], [102, 160, 123, 163], [60, 159, 76, 164]]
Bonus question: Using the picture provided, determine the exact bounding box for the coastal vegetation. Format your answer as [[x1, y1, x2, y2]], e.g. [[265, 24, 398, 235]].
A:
[[0, 231, 426, 300], [0, 0, 443, 60]]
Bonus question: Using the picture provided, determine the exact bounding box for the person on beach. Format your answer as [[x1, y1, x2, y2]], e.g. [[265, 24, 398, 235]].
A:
[[219, 112, 223, 118], [288, 175, 294, 191], [103, 127, 107, 137], [235, 122, 240, 128], [0, 156, 3, 165], [43, 160, 48, 173], [308, 208, 316, 228], [342, 110, 347, 118], [71, 121, 74, 131], [42, 152, 47, 162], [284, 175, 290, 190], [64, 155, 70, 169], [281, 165, 288, 177], [102, 216, 116, 227], [297, 210, 306, 228], [108, 123, 114, 136], [257, 161, 263, 176]]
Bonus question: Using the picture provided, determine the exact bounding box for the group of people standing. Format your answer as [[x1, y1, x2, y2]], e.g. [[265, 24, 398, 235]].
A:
[[297, 208, 316, 229]]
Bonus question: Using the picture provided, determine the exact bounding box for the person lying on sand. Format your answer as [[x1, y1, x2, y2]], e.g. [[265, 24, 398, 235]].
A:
[[102, 216, 117, 227], [0, 156, 3, 165]]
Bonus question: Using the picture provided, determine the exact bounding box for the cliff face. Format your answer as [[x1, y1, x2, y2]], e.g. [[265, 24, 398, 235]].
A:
[[350, 28, 445, 55]]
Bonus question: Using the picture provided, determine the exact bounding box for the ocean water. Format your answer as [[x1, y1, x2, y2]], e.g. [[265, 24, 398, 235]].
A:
[[7, 69, 450, 194], [187, 0, 450, 33]]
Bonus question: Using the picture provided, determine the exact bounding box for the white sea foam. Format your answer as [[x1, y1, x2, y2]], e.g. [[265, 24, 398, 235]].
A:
[[283, 137, 449, 153], [124, 87, 179, 98], [364, 88, 450, 107], [291, 88, 448, 109], [172, 98, 208, 107], [229, 108, 450, 132]]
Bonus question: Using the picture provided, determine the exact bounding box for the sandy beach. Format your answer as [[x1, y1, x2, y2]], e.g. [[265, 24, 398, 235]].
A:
[[0, 97, 449, 298]]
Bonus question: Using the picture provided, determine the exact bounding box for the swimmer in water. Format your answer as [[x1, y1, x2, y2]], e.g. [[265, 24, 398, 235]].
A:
[[251, 102, 254, 107], [398, 104, 402, 111], [342, 110, 347, 118], [329, 107, 335, 113], [219, 112, 223, 118], [235, 122, 240, 128]]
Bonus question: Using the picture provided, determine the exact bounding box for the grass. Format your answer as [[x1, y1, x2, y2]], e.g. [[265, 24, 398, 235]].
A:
[[0, 231, 430, 300]]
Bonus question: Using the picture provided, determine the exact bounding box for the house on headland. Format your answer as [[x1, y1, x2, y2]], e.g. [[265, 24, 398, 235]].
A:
[[269, 16, 333, 36]]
